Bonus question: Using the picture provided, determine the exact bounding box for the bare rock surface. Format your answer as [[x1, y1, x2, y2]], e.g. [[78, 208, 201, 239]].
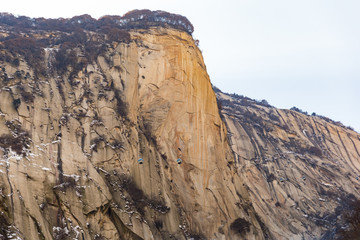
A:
[[0, 12, 359, 240], [0, 21, 265, 239], [216, 90, 360, 239]]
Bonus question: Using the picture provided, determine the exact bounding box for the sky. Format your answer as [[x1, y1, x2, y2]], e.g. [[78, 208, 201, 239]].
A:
[[2, 0, 359, 132]]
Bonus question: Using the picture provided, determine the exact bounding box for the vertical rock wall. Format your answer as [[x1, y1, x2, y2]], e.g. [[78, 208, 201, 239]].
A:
[[0, 28, 264, 239]]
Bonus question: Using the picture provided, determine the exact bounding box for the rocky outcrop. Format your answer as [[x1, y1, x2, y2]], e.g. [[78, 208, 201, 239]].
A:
[[0, 12, 359, 240], [216, 91, 360, 239], [0, 15, 266, 240]]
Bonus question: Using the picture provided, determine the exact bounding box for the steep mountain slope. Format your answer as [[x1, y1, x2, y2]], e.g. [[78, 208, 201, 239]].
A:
[[216, 90, 360, 239], [0, 11, 359, 240], [0, 12, 266, 240]]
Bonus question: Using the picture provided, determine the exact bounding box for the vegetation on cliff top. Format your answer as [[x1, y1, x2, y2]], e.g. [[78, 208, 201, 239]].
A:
[[0, 10, 194, 34], [213, 86, 356, 132], [0, 10, 193, 77]]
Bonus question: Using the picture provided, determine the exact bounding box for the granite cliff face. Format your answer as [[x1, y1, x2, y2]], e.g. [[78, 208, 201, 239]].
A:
[[216, 91, 360, 239], [0, 12, 266, 240], [0, 12, 359, 240]]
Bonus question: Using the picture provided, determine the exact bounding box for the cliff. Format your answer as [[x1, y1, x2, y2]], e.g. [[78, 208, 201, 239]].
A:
[[216, 90, 360, 239], [0, 11, 359, 240], [0, 12, 265, 240]]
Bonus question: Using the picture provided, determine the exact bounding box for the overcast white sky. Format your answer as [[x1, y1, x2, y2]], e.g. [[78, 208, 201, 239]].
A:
[[2, 0, 360, 132]]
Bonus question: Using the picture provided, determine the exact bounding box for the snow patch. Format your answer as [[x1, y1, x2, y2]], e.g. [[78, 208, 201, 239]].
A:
[[62, 174, 81, 182], [97, 168, 109, 175], [321, 182, 333, 187]]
